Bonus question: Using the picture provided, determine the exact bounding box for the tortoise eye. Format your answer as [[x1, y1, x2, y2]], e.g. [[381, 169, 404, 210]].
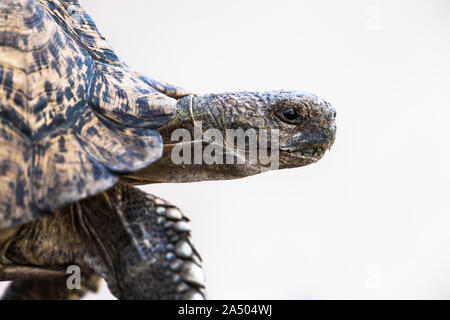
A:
[[277, 108, 302, 124]]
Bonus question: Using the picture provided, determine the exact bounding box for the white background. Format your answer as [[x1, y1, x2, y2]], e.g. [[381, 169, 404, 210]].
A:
[[2, 0, 450, 299]]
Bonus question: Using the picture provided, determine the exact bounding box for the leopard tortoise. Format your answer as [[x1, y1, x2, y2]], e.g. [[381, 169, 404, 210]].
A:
[[0, 0, 336, 299]]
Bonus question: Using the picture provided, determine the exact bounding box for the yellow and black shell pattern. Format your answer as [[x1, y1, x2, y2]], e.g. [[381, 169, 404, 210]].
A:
[[0, 0, 187, 229]]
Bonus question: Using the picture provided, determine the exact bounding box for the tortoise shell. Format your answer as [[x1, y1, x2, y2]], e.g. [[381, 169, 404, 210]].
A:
[[0, 0, 187, 228]]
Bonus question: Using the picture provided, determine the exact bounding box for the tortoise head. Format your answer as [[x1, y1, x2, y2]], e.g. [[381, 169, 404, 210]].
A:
[[123, 90, 336, 184], [261, 90, 336, 168]]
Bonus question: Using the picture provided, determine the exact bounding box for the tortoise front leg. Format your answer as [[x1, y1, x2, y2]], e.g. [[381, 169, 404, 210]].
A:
[[83, 184, 206, 300], [0, 183, 205, 300]]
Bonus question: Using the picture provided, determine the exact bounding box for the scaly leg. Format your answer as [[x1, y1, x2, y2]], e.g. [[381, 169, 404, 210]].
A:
[[0, 183, 205, 300]]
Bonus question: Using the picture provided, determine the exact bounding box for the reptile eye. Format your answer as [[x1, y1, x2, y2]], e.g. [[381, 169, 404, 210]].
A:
[[277, 108, 302, 124]]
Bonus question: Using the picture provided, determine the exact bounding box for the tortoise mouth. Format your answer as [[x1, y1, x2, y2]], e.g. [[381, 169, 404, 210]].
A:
[[280, 139, 332, 161], [281, 144, 325, 158]]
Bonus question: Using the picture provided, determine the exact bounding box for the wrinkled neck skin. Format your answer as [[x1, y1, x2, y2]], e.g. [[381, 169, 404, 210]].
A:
[[123, 94, 263, 184], [122, 91, 336, 185]]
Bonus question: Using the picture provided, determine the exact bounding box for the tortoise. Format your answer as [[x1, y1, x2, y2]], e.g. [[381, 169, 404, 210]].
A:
[[0, 0, 336, 300]]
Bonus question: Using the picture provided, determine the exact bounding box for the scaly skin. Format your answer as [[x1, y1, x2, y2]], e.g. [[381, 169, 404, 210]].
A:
[[1, 183, 204, 300]]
